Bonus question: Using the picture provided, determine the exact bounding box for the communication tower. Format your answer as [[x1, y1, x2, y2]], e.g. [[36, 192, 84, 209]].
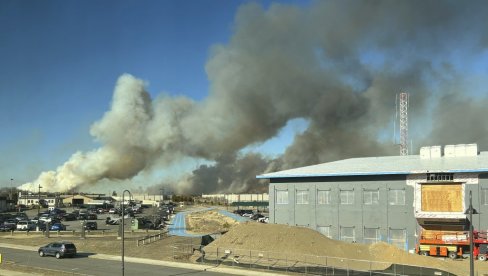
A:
[[398, 92, 409, 156]]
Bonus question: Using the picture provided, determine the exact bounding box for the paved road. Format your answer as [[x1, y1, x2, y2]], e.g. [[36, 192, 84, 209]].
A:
[[0, 246, 262, 276]]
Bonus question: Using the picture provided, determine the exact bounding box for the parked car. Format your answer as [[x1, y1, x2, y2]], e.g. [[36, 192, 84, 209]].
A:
[[251, 213, 265, 221], [3, 219, 17, 229], [233, 209, 254, 217], [84, 221, 97, 230], [49, 208, 66, 215], [96, 208, 106, 214], [0, 223, 16, 232], [16, 220, 37, 231], [38, 214, 53, 223], [50, 223, 66, 231], [36, 221, 47, 231], [61, 213, 77, 221], [14, 213, 28, 222], [105, 217, 120, 225], [38, 241, 77, 259], [242, 211, 254, 218], [86, 213, 97, 220], [77, 213, 88, 220]]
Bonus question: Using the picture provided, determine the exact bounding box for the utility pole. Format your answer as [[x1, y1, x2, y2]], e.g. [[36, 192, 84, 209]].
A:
[[38, 184, 42, 218], [9, 178, 13, 200], [160, 188, 164, 205], [121, 189, 132, 276]]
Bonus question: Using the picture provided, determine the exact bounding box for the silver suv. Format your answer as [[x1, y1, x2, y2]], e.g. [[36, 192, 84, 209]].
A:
[[16, 220, 36, 231], [38, 241, 77, 259]]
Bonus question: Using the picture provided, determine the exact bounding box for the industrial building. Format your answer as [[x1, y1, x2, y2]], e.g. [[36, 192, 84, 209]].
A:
[[257, 143, 488, 252]]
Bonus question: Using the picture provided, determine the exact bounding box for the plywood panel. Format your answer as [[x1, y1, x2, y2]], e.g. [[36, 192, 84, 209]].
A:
[[421, 184, 462, 212]]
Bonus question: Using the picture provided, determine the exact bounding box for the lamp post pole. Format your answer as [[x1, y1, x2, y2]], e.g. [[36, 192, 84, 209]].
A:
[[38, 184, 42, 218], [121, 189, 132, 276], [9, 178, 13, 200], [468, 190, 474, 276], [160, 188, 164, 204]]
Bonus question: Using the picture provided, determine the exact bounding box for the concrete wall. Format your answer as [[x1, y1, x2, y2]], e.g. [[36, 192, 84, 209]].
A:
[[473, 173, 488, 232], [269, 175, 417, 251]]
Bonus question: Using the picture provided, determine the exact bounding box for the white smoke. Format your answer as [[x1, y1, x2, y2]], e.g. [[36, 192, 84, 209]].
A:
[[21, 1, 488, 193]]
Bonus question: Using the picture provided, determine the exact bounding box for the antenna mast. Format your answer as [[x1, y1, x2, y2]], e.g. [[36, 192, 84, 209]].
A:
[[398, 92, 409, 156]]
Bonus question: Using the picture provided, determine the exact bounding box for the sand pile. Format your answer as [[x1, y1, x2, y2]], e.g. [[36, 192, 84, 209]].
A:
[[185, 210, 239, 234], [203, 222, 467, 275]]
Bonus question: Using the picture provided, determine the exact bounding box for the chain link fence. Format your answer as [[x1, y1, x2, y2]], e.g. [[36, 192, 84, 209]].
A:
[[170, 242, 459, 276]]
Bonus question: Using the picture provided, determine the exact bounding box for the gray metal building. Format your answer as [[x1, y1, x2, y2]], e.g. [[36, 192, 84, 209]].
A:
[[257, 144, 488, 252]]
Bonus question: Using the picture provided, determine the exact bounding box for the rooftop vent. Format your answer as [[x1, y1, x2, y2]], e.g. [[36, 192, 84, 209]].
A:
[[420, 145, 442, 159], [419, 143, 478, 159], [444, 143, 478, 157]]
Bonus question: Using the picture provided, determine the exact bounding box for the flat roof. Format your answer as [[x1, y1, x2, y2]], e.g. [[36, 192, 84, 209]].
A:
[[257, 152, 488, 179]]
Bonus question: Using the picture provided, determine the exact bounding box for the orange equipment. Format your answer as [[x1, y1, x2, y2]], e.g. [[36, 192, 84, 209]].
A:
[[416, 230, 488, 261]]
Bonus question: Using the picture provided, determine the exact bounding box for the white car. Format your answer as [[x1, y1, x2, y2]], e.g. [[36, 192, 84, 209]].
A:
[[16, 220, 36, 231], [38, 215, 52, 223]]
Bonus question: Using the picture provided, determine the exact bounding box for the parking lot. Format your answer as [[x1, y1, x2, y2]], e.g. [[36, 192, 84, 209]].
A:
[[1, 205, 170, 233]]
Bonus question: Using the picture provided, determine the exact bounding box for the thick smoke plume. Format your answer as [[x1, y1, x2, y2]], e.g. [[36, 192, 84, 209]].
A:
[[21, 1, 488, 194]]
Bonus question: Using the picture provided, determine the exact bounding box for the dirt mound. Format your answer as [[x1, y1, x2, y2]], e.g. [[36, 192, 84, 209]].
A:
[[203, 222, 468, 275], [185, 210, 239, 234]]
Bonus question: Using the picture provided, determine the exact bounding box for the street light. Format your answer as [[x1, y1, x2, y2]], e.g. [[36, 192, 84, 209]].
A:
[[9, 178, 13, 200], [121, 189, 132, 276], [38, 184, 43, 218], [465, 190, 479, 276]]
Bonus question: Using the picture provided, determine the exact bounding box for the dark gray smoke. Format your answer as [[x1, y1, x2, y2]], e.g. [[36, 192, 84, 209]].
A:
[[21, 1, 488, 193]]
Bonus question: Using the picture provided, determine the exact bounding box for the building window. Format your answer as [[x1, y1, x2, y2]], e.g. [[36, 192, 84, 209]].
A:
[[317, 190, 331, 205], [340, 226, 355, 242], [317, 226, 332, 238], [389, 229, 407, 249], [364, 228, 380, 244], [388, 189, 405, 205], [363, 189, 379, 205], [296, 190, 309, 205], [276, 190, 289, 204], [482, 189, 488, 205], [340, 190, 354, 205], [427, 173, 454, 181]]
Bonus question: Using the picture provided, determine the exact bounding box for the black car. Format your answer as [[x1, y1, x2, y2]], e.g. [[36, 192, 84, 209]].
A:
[[0, 223, 15, 232], [251, 213, 265, 221], [86, 213, 97, 220], [62, 213, 77, 221], [38, 242, 77, 259], [84, 221, 97, 230]]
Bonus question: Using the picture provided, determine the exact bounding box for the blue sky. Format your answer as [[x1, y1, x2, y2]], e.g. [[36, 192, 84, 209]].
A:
[[0, 0, 310, 187], [3, 1, 488, 193]]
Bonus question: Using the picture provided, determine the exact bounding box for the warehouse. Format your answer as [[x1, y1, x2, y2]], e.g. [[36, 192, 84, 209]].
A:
[[257, 143, 488, 252]]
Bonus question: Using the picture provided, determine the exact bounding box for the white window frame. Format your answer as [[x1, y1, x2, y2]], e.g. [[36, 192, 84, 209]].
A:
[[388, 189, 405, 205], [482, 189, 488, 205], [363, 227, 380, 244], [296, 190, 309, 205], [317, 190, 331, 205], [317, 226, 332, 238], [340, 190, 354, 205], [389, 228, 407, 249], [363, 189, 379, 205], [340, 226, 355, 242], [276, 190, 289, 205]]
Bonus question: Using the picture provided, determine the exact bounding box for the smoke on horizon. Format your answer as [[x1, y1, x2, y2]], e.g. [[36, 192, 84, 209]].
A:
[[20, 1, 488, 194]]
